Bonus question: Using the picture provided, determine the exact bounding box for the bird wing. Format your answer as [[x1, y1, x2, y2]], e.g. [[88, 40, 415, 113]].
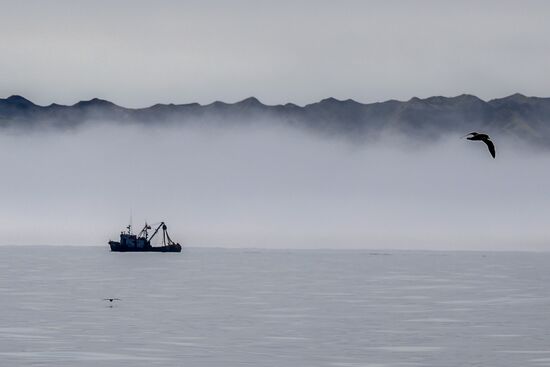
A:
[[483, 139, 496, 158]]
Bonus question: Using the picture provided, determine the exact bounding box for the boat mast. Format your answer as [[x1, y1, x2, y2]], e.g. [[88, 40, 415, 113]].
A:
[[138, 223, 152, 239]]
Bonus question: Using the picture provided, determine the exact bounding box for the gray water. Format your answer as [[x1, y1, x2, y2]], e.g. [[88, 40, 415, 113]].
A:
[[1, 247, 549, 366]]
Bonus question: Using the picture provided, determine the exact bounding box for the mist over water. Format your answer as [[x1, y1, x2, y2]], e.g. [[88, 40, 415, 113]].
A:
[[0, 121, 548, 250]]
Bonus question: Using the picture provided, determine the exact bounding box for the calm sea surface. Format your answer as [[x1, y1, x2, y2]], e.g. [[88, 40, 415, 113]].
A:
[[1, 246, 549, 366]]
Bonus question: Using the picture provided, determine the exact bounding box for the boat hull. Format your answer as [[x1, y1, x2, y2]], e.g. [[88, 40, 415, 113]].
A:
[[109, 241, 181, 253]]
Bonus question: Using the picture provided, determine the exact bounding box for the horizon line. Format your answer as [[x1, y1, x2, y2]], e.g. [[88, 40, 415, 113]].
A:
[[0, 243, 548, 253]]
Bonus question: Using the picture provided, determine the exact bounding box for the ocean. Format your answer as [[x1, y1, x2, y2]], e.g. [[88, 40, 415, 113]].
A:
[[0, 246, 549, 366]]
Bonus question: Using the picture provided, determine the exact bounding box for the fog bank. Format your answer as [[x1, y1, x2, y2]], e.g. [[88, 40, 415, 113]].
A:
[[0, 122, 548, 250]]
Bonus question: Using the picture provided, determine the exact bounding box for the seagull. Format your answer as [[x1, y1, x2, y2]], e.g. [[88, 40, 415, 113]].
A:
[[103, 298, 121, 303], [463, 132, 496, 158]]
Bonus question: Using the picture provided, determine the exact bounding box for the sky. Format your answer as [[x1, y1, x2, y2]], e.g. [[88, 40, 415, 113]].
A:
[[1, 0, 549, 107], [1, 1, 550, 250]]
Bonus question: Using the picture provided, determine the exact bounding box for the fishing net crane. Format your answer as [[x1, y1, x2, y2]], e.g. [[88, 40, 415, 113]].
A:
[[148, 222, 178, 247]]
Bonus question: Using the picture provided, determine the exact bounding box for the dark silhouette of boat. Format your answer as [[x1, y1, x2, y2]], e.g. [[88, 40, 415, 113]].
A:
[[109, 222, 182, 252]]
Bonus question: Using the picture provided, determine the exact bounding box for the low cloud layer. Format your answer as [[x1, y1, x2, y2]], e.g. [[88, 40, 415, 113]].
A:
[[0, 122, 548, 250]]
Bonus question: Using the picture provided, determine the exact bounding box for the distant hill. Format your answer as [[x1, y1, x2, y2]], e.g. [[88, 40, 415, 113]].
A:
[[1, 93, 550, 145]]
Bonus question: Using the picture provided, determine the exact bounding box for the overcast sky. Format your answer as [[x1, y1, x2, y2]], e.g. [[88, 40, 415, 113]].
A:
[[1, 0, 549, 107], [1, 1, 550, 250]]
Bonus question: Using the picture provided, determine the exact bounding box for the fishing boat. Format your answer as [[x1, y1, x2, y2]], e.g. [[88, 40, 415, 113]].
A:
[[109, 222, 182, 252]]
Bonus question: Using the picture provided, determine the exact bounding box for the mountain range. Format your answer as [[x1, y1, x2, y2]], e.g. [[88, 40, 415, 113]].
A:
[[1, 93, 550, 145]]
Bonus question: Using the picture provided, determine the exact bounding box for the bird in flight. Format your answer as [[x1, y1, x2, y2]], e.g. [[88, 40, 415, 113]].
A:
[[463, 132, 496, 159], [103, 298, 121, 303]]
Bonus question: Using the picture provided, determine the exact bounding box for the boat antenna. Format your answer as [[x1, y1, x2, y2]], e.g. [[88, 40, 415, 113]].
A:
[[128, 211, 133, 234]]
